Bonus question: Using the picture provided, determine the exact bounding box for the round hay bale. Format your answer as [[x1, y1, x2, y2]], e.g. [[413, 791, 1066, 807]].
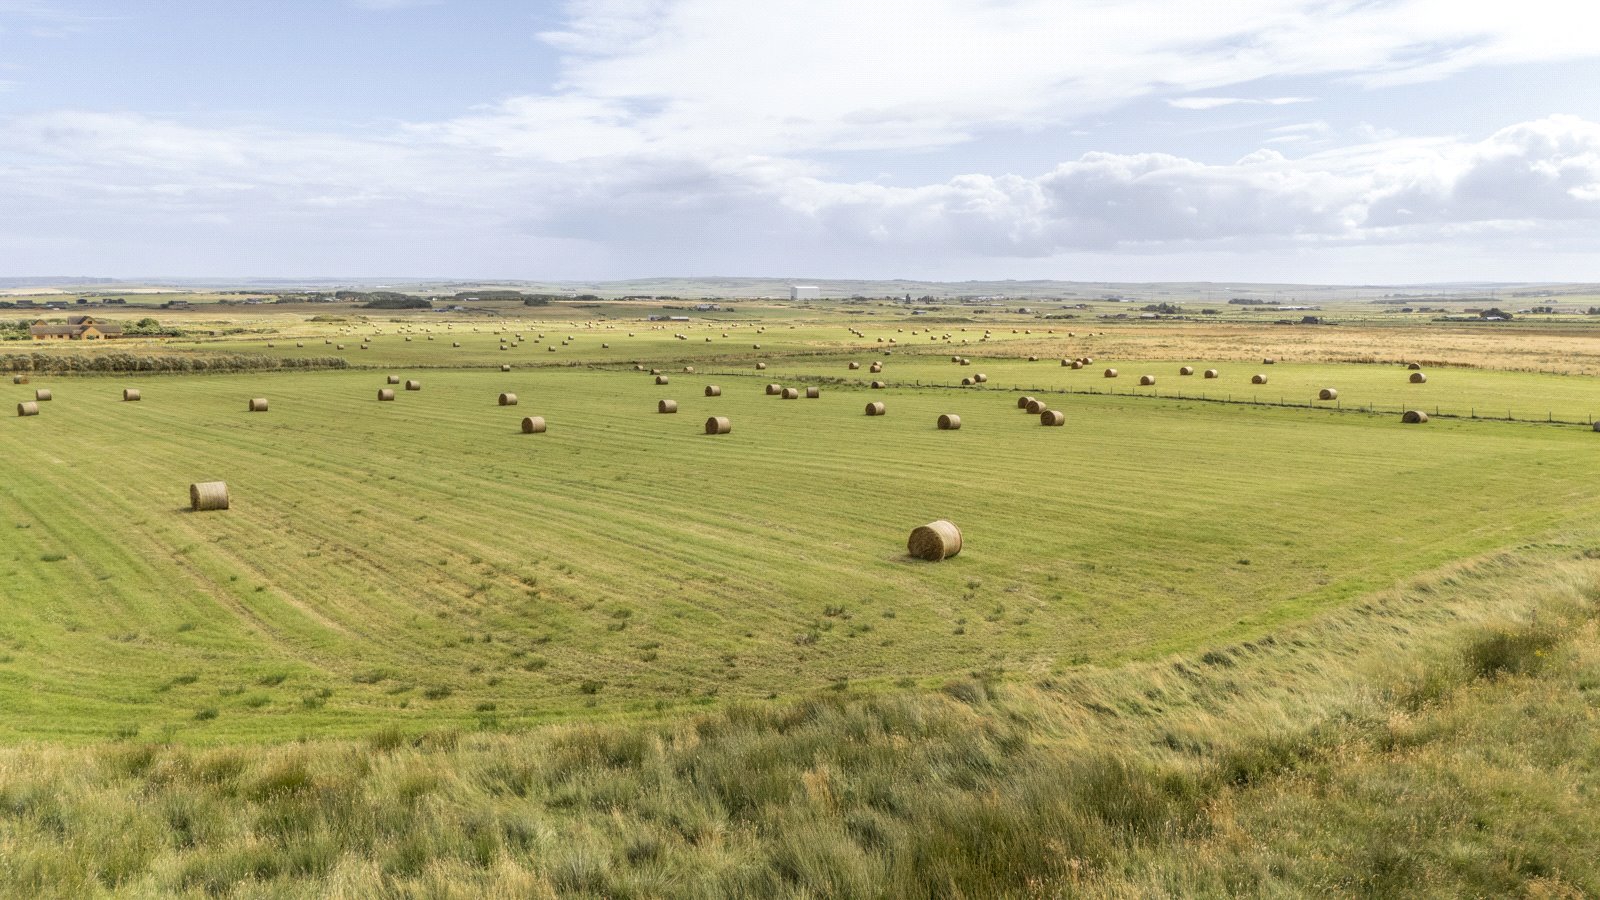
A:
[[869, 362, 883, 373], [1251, 374, 1268, 385], [1402, 409, 1429, 424], [296, 342, 304, 348], [959, 358, 971, 366], [1040, 409, 1065, 426], [658, 399, 678, 413], [336, 344, 345, 350], [1139, 375, 1155, 386], [805, 387, 820, 398], [1025, 398, 1049, 415], [937, 413, 961, 430], [951, 355, 961, 363], [189, 481, 230, 512], [705, 415, 732, 435], [34, 389, 52, 402], [501, 364, 511, 372], [781, 388, 800, 400], [498, 393, 518, 406], [1071, 360, 1084, 369], [1179, 366, 1194, 376], [650, 368, 662, 375], [267, 342, 276, 348], [683, 366, 695, 374], [377, 388, 396, 401], [1593, 421, 1600, 433], [704, 385, 721, 397], [453, 342, 461, 347], [16, 401, 38, 417], [386, 375, 401, 384], [655, 375, 669, 385], [1018, 396, 1036, 409], [962, 377, 974, 386], [1318, 388, 1338, 400], [1263, 357, 1276, 365], [248, 398, 269, 412], [547, 346, 556, 352], [907, 519, 962, 561], [753, 343, 761, 349], [864, 401, 886, 416], [11, 375, 28, 384], [766, 383, 782, 395], [1408, 362, 1422, 371], [756, 362, 767, 370], [848, 362, 860, 370], [1204, 368, 1219, 378], [1103, 368, 1118, 378], [1410, 372, 1427, 383], [1060, 359, 1072, 367], [602, 343, 610, 348], [1028, 355, 1039, 362], [974, 373, 988, 383], [122, 389, 141, 402], [521, 416, 547, 433], [405, 380, 421, 391], [871, 380, 886, 389]]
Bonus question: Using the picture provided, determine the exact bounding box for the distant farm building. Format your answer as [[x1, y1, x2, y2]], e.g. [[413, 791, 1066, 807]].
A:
[[29, 316, 124, 341], [790, 285, 820, 301]]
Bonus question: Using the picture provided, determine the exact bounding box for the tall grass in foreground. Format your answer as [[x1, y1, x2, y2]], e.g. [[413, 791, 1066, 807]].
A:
[[1, 546, 1597, 898]]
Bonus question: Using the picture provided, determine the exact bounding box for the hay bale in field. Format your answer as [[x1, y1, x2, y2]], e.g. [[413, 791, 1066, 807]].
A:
[[378, 388, 396, 401], [336, 344, 345, 350], [1593, 421, 1600, 433], [871, 380, 887, 389], [1139, 375, 1155, 386], [1251, 374, 1268, 385], [602, 343, 610, 348], [766, 383, 782, 395], [547, 346, 556, 352], [453, 342, 461, 348], [521, 416, 547, 433], [951, 355, 961, 363], [962, 377, 974, 386], [848, 362, 860, 370], [753, 343, 761, 349], [1103, 368, 1118, 378], [870, 362, 883, 373], [655, 375, 670, 385], [405, 380, 421, 391], [1071, 360, 1084, 369], [907, 519, 962, 561], [1402, 409, 1429, 424], [1263, 357, 1276, 365], [1018, 396, 1036, 409], [658, 399, 678, 413], [781, 387, 800, 399], [498, 393, 518, 406], [650, 368, 662, 375], [1040, 409, 1065, 426], [937, 413, 961, 430], [1318, 388, 1338, 400], [756, 362, 767, 370], [16, 401, 38, 417], [1408, 363, 1422, 370], [296, 342, 304, 348], [122, 389, 141, 402], [12, 375, 28, 384], [1061, 359, 1072, 367], [501, 364, 511, 372], [974, 373, 988, 383], [248, 398, 269, 412], [387, 375, 401, 384], [267, 342, 275, 348], [189, 482, 230, 512], [806, 387, 820, 398], [865, 401, 886, 416], [1410, 372, 1427, 383], [1180, 366, 1194, 375], [959, 358, 971, 366], [1204, 368, 1219, 378], [705, 385, 721, 397], [1028, 355, 1039, 362], [683, 366, 695, 374], [705, 415, 732, 434], [1025, 398, 1048, 415]]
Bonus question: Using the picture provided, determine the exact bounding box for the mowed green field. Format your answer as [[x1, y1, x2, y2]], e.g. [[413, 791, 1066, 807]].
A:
[[4, 363, 1599, 744], [171, 318, 1600, 422]]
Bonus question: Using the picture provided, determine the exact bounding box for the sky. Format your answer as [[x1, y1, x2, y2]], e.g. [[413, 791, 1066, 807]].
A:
[[2, 0, 1600, 283]]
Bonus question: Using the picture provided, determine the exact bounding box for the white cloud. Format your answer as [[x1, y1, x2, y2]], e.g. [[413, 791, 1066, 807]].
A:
[[1168, 97, 1314, 110]]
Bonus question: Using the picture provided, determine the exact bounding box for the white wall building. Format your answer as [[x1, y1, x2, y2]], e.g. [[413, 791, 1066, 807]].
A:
[[790, 285, 820, 301]]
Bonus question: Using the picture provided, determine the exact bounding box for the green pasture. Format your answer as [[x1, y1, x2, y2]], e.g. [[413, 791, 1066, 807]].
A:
[[3, 366, 1599, 743]]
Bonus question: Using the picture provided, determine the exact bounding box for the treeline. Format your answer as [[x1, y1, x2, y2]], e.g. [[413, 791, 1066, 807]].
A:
[[0, 353, 349, 373], [336, 292, 433, 310]]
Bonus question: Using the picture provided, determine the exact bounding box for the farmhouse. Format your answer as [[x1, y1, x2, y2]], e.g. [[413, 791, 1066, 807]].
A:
[[29, 315, 124, 341]]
